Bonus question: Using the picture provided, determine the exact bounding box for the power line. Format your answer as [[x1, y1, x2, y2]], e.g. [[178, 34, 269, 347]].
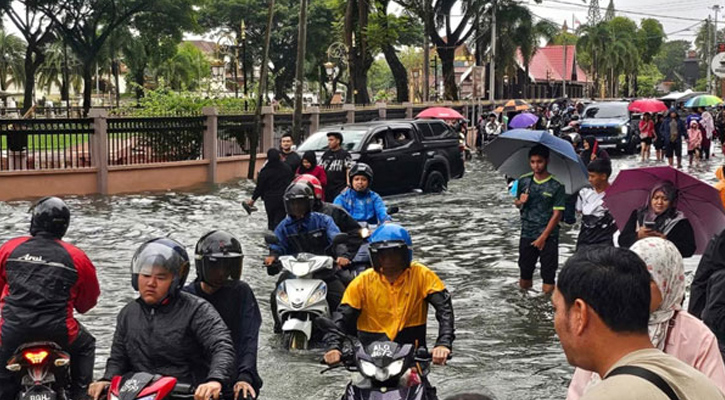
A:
[[542, 0, 725, 23]]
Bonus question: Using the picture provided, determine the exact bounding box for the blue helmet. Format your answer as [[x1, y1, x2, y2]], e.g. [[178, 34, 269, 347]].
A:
[[368, 224, 413, 270]]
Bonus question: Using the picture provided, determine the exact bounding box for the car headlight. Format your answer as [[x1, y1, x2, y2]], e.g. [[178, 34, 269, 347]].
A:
[[620, 125, 628, 134], [137, 395, 156, 400], [276, 283, 289, 304], [306, 283, 327, 306], [359, 360, 378, 378], [386, 359, 404, 377]]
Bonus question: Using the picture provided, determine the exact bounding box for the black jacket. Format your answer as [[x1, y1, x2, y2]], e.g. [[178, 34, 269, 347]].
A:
[[689, 229, 725, 357], [618, 209, 696, 258], [183, 281, 263, 393], [281, 151, 301, 172], [318, 201, 362, 259], [252, 163, 294, 201], [101, 292, 235, 386]]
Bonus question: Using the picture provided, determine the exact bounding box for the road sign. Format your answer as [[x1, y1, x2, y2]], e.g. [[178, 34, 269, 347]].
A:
[[712, 53, 725, 78]]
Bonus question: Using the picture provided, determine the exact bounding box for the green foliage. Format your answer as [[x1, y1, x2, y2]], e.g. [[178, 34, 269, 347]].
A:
[[117, 86, 256, 116], [157, 42, 211, 91], [637, 19, 665, 64], [368, 58, 394, 96], [695, 77, 708, 92], [0, 29, 26, 91], [653, 40, 691, 82], [550, 32, 577, 46], [636, 63, 664, 97]]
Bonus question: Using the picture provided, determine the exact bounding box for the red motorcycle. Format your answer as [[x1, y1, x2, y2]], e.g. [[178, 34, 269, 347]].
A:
[[5, 341, 71, 400], [107, 373, 194, 400]]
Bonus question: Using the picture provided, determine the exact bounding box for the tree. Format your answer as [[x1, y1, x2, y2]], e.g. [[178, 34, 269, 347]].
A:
[[637, 18, 665, 64], [636, 63, 664, 97], [368, 58, 395, 98], [36, 40, 83, 102], [0, 30, 26, 92], [549, 31, 578, 46], [653, 40, 690, 82], [157, 43, 211, 91]]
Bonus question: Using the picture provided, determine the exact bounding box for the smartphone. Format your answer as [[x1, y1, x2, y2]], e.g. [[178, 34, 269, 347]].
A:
[[643, 221, 656, 229]]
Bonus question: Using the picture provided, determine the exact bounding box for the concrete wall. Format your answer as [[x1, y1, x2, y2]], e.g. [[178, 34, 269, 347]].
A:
[[0, 169, 98, 201]]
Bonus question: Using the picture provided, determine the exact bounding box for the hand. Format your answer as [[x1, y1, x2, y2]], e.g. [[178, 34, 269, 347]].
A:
[[195, 381, 222, 400], [324, 349, 342, 365], [637, 227, 656, 240], [590, 153, 597, 161], [432, 346, 451, 366], [88, 381, 110, 400], [246, 199, 255, 206], [336, 257, 351, 268], [531, 236, 547, 251], [518, 193, 529, 204], [234, 381, 256, 400], [264, 256, 276, 266]]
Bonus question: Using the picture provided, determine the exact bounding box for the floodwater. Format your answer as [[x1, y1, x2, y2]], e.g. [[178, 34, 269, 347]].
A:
[[0, 152, 718, 400]]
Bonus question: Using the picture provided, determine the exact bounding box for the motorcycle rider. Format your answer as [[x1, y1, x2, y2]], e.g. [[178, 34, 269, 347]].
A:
[[323, 224, 455, 367], [0, 196, 100, 400], [483, 113, 501, 142], [333, 163, 391, 225], [265, 182, 350, 332], [183, 231, 263, 400], [88, 238, 235, 400]]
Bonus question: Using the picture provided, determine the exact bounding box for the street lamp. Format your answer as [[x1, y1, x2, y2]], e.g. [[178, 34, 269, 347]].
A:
[[412, 69, 421, 103], [325, 61, 336, 77]]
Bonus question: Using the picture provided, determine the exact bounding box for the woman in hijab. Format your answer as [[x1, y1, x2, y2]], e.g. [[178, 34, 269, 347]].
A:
[[618, 181, 696, 257], [579, 136, 609, 166], [296, 150, 327, 200], [245, 148, 294, 230], [566, 238, 725, 400]]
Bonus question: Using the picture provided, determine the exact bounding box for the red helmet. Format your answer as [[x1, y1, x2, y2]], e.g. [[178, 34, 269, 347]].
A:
[[293, 174, 323, 201]]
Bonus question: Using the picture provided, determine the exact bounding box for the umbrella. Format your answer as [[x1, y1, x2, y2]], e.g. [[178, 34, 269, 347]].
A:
[[483, 129, 588, 194], [604, 166, 725, 254], [416, 107, 464, 120], [628, 98, 668, 114], [684, 95, 723, 108], [494, 99, 531, 113], [508, 113, 539, 129]]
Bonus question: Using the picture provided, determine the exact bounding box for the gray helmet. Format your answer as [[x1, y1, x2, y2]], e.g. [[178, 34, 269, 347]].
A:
[[350, 162, 374, 186]]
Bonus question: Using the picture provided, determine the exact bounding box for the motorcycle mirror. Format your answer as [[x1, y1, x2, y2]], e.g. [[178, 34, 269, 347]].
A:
[[264, 233, 279, 245], [332, 233, 349, 245], [388, 206, 399, 215]]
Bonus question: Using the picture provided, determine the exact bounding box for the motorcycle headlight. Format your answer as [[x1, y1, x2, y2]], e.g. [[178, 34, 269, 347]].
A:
[[306, 283, 327, 306], [359, 360, 378, 378], [276, 283, 289, 304], [386, 359, 405, 377], [620, 125, 628, 134]]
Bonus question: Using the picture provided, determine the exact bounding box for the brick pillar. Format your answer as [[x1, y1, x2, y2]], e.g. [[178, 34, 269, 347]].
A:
[[203, 107, 218, 183], [89, 108, 109, 195], [377, 102, 387, 120], [343, 104, 355, 124], [307, 106, 320, 138], [261, 106, 275, 152], [403, 102, 413, 119]]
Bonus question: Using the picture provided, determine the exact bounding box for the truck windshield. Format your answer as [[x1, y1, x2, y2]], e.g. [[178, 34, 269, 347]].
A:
[[297, 129, 369, 152], [583, 103, 629, 119]]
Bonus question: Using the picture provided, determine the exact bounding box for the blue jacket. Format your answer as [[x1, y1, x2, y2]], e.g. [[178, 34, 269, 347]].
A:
[[333, 188, 391, 225], [660, 116, 687, 146], [271, 212, 341, 256]]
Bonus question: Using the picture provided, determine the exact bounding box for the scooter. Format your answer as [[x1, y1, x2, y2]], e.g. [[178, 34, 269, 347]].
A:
[[106, 373, 194, 400], [5, 341, 71, 400], [316, 318, 447, 400]]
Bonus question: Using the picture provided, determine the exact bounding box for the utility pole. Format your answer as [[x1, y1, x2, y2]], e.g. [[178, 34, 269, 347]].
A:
[[292, 0, 309, 144], [252, 0, 276, 179], [423, 3, 430, 102], [488, 0, 496, 102], [712, 6, 721, 94], [563, 42, 568, 98], [708, 15, 713, 94]]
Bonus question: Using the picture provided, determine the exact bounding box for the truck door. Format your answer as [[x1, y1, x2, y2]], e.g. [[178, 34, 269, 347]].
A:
[[385, 127, 424, 190]]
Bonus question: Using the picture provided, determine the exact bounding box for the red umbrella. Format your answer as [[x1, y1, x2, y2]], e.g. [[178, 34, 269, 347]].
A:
[[416, 107, 464, 120], [628, 98, 668, 114]]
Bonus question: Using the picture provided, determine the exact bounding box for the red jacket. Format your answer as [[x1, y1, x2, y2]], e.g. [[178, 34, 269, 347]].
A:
[[296, 165, 328, 200]]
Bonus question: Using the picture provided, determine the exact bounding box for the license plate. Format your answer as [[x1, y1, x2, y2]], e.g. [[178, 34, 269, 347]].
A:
[[21, 388, 57, 400]]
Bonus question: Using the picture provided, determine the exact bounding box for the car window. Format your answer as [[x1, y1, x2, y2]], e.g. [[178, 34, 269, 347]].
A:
[[417, 122, 436, 138], [427, 121, 456, 139], [366, 131, 387, 150], [583, 103, 629, 119], [386, 128, 414, 149], [297, 129, 370, 152]]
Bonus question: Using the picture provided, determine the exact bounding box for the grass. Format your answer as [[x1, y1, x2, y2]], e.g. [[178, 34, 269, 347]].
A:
[[1, 134, 90, 151]]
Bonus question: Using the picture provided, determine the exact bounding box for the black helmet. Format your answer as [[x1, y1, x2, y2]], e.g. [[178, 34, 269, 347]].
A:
[[350, 162, 374, 186], [131, 238, 190, 301], [30, 196, 70, 239], [194, 230, 243, 288], [284, 181, 315, 218]]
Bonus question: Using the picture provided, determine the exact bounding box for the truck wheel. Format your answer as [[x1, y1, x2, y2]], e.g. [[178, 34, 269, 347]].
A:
[[424, 171, 447, 193]]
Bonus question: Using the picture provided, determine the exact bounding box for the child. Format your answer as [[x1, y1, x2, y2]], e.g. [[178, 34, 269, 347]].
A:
[[688, 120, 703, 167], [575, 159, 616, 250]]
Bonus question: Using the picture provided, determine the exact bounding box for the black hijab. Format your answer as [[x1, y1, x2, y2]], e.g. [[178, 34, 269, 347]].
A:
[[298, 150, 317, 174], [265, 148, 283, 167]]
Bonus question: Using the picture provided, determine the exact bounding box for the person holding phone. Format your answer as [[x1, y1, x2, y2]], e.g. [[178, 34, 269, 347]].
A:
[[618, 182, 696, 258]]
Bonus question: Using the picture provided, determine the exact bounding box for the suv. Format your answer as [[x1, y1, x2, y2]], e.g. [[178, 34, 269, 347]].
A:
[[297, 120, 464, 195], [579, 101, 639, 153]]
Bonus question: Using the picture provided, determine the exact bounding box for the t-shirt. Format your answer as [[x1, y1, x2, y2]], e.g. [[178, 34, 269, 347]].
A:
[[280, 150, 301, 172], [581, 349, 725, 400], [321, 149, 352, 200], [516, 172, 566, 239], [576, 187, 617, 246]]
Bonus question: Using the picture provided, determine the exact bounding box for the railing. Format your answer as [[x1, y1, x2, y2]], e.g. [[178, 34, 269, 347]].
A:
[[107, 117, 206, 166], [0, 118, 94, 171], [386, 106, 407, 120], [217, 114, 262, 157]]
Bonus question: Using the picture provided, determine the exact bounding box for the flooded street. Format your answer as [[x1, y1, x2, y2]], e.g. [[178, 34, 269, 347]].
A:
[[0, 153, 718, 400]]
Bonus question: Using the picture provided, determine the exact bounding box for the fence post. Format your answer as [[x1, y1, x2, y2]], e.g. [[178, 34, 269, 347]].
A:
[[403, 102, 413, 119], [307, 106, 320, 137], [89, 108, 109, 195], [377, 102, 387, 120], [203, 107, 218, 184], [261, 106, 275, 152], [343, 104, 355, 124]]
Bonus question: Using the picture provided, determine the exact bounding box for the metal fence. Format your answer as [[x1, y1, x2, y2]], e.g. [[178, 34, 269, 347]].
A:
[[355, 108, 380, 123], [319, 111, 347, 127], [107, 117, 206, 166], [0, 118, 94, 171], [272, 113, 313, 142], [387, 107, 407, 120], [217, 115, 262, 157]]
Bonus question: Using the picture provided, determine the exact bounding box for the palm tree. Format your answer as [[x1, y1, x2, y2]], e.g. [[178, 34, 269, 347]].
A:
[[576, 22, 609, 97], [0, 30, 26, 92], [37, 40, 82, 102]]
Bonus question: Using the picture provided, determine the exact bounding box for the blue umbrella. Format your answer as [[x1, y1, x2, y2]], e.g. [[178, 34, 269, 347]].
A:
[[484, 129, 588, 194], [508, 112, 539, 129]]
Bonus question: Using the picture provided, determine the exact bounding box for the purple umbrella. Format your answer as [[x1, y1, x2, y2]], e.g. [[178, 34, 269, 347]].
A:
[[508, 112, 539, 129], [604, 166, 725, 254]]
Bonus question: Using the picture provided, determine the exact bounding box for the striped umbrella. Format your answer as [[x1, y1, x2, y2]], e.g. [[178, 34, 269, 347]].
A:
[[684, 95, 723, 108], [494, 99, 532, 113]]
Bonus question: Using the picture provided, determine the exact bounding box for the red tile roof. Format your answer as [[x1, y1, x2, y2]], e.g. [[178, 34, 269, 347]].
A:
[[516, 45, 589, 84]]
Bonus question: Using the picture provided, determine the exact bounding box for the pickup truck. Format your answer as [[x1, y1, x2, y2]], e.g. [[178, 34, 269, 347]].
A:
[[579, 101, 639, 153], [296, 119, 465, 195]]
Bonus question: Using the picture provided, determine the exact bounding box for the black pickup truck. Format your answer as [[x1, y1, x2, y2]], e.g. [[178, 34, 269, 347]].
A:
[[296, 119, 465, 195]]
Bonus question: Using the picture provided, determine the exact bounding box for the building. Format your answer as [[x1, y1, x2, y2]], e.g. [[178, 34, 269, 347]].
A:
[[511, 45, 592, 99]]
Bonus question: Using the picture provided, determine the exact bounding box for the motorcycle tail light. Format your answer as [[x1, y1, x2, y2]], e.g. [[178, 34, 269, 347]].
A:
[[23, 350, 48, 365]]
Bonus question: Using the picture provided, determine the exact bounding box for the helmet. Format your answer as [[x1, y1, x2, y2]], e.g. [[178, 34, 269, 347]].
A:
[[30, 196, 70, 239], [368, 224, 413, 272], [284, 181, 315, 218], [131, 238, 190, 299], [195, 230, 243, 288], [349, 162, 374, 187], [293, 174, 323, 201]]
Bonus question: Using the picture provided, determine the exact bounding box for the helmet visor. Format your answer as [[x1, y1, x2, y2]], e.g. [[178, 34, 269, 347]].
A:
[[132, 242, 188, 277], [369, 242, 408, 272], [286, 198, 310, 218], [201, 256, 243, 287]]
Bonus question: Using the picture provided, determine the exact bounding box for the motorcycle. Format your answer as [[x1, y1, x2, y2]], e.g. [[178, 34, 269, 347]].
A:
[[348, 206, 400, 276], [106, 372, 193, 400], [316, 318, 447, 400], [5, 341, 71, 400]]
